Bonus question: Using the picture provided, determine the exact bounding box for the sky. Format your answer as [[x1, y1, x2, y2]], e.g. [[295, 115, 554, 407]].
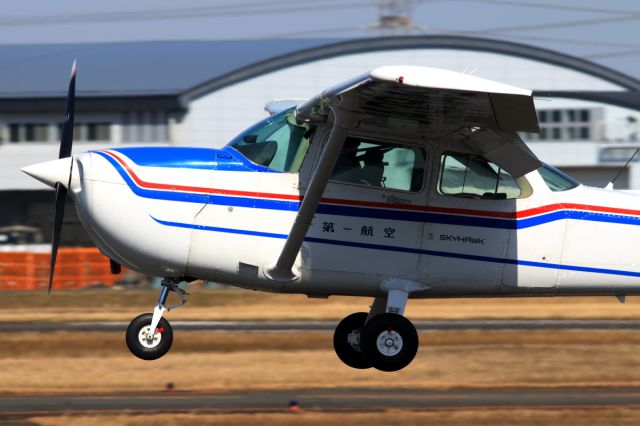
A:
[[1, 0, 640, 78]]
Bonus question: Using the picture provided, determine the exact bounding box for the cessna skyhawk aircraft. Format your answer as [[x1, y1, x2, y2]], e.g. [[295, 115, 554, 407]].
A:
[[22, 63, 640, 372]]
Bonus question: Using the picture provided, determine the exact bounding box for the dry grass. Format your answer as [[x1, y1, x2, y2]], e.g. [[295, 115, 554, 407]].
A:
[[2, 330, 640, 395], [0, 288, 640, 322], [4, 290, 640, 425], [27, 408, 640, 426]]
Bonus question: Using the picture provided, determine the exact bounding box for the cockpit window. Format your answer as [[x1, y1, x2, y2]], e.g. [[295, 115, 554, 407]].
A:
[[538, 164, 579, 191], [439, 153, 521, 199], [331, 137, 426, 192], [227, 108, 311, 173]]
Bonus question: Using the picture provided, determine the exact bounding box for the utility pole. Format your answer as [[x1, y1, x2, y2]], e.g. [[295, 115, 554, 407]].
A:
[[366, 0, 426, 35]]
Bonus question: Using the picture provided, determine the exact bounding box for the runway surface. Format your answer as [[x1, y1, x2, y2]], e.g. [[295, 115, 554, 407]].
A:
[[2, 319, 640, 332], [0, 319, 640, 332], [2, 387, 640, 418]]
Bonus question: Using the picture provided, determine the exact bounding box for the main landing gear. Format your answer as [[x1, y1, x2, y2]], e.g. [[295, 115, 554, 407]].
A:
[[333, 281, 423, 372], [126, 278, 187, 361]]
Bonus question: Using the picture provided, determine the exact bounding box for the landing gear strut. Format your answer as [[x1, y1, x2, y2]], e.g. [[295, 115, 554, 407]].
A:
[[126, 278, 187, 360], [333, 280, 424, 372]]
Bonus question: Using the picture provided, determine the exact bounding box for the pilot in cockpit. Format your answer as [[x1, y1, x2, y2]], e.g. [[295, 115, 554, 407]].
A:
[[332, 139, 363, 184]]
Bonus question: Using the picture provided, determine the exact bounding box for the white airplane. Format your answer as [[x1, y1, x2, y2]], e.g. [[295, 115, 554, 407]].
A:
[[21, 63, 640, 372]]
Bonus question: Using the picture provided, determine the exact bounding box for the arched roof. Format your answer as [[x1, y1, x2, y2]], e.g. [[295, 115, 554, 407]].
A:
[[2, 36, 640, 112], [182, 35, 640, 105]]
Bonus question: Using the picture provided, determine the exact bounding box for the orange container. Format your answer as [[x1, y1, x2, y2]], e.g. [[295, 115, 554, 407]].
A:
[[0, 277, 36, 291], [0, 247, 131, 291]]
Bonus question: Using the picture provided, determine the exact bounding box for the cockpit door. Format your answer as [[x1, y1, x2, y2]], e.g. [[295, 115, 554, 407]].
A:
[[301, 133, 428, 275], [422, 152, 519, 291]]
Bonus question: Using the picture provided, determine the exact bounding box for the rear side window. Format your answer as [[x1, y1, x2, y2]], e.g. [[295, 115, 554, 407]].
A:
[[538, 164, 579, 191], [439, 153, 521, 199], [331, 137, 426, 192]]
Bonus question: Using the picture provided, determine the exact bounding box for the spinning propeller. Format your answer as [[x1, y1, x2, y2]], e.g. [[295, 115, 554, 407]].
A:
[[49, 61, 77, 292], [22, 61, 77, 293]]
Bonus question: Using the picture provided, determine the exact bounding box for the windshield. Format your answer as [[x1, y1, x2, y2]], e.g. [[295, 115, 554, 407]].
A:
[[538, 164, 579, 192], [226, 108, 311, 173]]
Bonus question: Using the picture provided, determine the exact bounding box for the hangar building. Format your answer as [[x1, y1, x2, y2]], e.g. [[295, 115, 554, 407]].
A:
[[3, 35, 640, 244]]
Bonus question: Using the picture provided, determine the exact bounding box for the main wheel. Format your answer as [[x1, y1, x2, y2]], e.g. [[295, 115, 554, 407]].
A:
[[333, 312, 371, 369], [126, 313, 173, 361], [360, 313, 418, 372]]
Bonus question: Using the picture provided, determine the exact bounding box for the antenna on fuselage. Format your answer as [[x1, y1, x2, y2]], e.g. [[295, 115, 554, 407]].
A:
[[606, 147, 640, 190]]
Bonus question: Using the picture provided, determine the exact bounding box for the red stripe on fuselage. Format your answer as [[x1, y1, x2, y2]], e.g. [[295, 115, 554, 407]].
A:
[[102, 150, 300, 201], [100, 150, 640, 220]]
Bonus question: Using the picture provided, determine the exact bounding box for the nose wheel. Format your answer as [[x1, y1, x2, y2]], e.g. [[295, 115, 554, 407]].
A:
[[126, 278, 187, 361], [126, 313, 173, 360]]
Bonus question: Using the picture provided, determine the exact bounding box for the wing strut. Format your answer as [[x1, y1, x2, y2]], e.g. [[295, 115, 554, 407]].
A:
[[265, 108, 355, 281]]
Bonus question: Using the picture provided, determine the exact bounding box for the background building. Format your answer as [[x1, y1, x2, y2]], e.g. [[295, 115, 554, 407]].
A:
[[3, 35, 640, 244]]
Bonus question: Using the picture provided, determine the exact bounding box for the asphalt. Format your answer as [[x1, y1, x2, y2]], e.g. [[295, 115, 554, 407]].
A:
[[2, 387, 640, 418], [1, 319, 640, 332], [2, 320, 638, 420]]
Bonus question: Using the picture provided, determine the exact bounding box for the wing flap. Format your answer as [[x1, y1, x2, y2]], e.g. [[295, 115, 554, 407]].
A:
[[461, 128, 541, 178], [489, 93, 539, 133]]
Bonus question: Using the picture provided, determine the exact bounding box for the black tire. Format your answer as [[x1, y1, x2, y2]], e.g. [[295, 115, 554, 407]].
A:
[[360, 313, 418, 372], [333, 312, 372, 369], [126, 313, 173, 361]]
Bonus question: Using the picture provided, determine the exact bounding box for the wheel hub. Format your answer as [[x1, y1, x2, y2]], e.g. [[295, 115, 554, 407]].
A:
[[138, 325, 162, 348], [347, 329, 362, 350], [376, 329, 403, 356]]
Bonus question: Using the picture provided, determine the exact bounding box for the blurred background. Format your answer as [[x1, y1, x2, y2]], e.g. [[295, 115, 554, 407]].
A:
[[4, 0, 640, 274], [4, 1, 640, 284], [3, 1, 640, 425]]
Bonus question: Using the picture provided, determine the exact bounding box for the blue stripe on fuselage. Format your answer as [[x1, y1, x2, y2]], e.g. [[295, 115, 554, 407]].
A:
[[152, 216, 288, 239], [150, 216, 640, 279], [97, 151, 640, 229], [108, 146, 277, 172]]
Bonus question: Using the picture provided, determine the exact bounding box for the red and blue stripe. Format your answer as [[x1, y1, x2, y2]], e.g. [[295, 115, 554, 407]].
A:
[[96, 149, 640, 230]]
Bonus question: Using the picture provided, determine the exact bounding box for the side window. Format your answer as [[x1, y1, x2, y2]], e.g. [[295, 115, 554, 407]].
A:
[[331, 137, 426, 192], [538, 164, 579, 191], [439, 153, 521, 199]]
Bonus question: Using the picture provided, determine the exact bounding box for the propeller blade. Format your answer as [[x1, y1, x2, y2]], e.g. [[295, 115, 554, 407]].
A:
[[48, 61, 76, 293], [58, 60, 77, 160], [49, 182, 67, 293]]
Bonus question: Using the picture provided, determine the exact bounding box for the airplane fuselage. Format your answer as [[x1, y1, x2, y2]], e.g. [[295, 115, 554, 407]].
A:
[[24, 64, 640, 369], [67, 127, 640, 299]]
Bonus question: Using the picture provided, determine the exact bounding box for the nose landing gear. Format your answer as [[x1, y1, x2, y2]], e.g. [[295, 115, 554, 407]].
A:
[[126, 313, 173, 360], [126, 278, 187, 361]]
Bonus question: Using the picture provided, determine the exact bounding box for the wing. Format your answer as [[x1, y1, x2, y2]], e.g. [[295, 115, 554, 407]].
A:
[[298, 65, 539, 132], [297, 65, 541, 177]]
